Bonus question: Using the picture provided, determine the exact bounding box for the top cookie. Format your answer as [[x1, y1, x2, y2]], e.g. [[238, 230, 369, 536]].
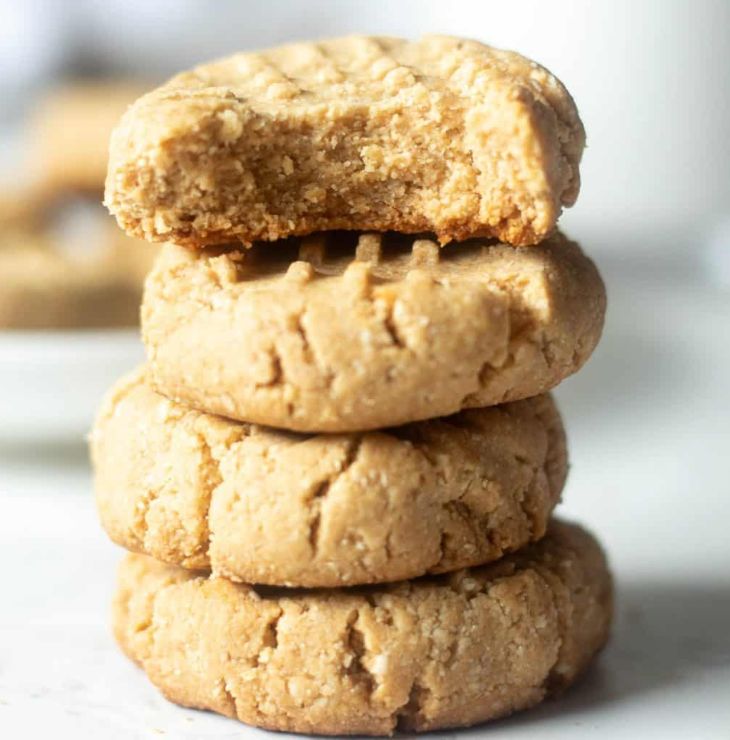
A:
[[105, 36, 584, 248]]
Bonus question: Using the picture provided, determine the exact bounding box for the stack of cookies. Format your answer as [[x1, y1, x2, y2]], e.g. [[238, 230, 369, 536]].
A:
[[91, 36, 612, 735]]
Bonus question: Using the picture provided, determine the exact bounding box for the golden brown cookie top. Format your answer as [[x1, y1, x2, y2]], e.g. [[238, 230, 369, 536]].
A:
[[106, 36, 584, 247]]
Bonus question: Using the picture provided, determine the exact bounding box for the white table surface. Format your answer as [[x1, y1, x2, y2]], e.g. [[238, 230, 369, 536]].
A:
[[1, 249, 729, 739]]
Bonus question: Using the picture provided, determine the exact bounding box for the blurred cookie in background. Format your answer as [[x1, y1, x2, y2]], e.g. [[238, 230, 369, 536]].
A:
[[1, 80, 155, 331], [28, 81, 150, 195], [0, 193, 153, 329]]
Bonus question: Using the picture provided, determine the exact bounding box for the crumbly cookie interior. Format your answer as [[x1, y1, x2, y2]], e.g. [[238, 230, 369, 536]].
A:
[[107, 36, 583, 247]]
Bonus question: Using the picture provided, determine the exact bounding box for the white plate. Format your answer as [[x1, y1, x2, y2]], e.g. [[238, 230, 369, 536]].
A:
[[0, 329, 143, 442]]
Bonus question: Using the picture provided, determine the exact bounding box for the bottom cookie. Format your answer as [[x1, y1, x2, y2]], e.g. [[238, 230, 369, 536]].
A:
[[113, 520, 612, 735]]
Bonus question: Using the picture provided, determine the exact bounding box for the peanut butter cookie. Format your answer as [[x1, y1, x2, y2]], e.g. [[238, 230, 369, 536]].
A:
[[142, 230, 605, 432], [113, 520, 612, 735], [105, 36, 584, 247], [92, 368, 567, 587]]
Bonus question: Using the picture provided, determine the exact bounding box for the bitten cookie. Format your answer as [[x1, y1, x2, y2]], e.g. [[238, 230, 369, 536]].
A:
[[105, 35, 584, 247], [142, 230, 605, 432], [92, 368, 567, 587], [113, 520, 612, 735]]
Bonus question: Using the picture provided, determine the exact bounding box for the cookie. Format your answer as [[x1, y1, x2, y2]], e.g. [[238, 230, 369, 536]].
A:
[[113, 520, 612, 735], [92, 368, 567, 587], [30, 81, 149, 194], [142, 230, 605, 432], [105, 35, 584, 248], [0, 195, 154, 329], [0, 190, 41, 228]]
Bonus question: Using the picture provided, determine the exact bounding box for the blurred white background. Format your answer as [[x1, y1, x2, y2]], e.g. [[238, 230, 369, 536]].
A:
[[0, 2, 728, 738]]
